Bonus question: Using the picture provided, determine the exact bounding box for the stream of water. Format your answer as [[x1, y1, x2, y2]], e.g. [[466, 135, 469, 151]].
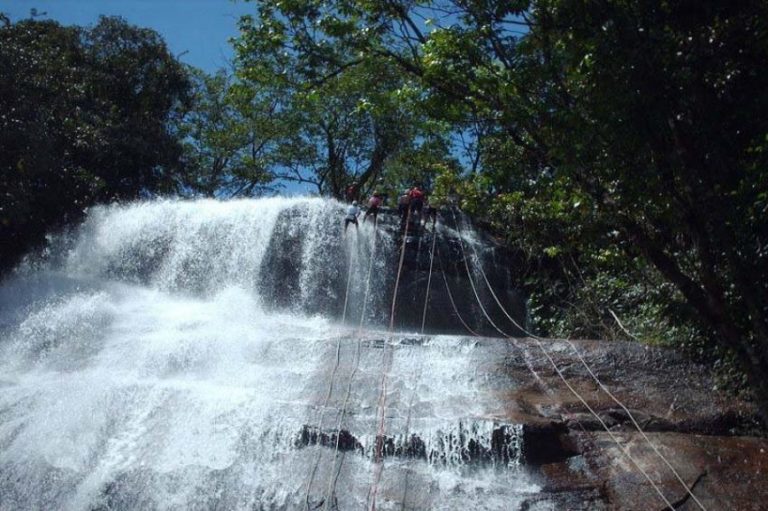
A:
[[0, 198, 540, 510]]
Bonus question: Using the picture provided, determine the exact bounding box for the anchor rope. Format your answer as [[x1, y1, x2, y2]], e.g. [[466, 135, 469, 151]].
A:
[[420, 222, 438, 333], [341, 234, 355, 324], [399, 218, 437, 509], [304, 234, 355, 510], [448, 207, 678, 511], [451, 209, 707, 511], [368, 207, 412, 511], [304, 334, 343, 511], [322, 215, 381, 510], [436, 245, 481, 337]]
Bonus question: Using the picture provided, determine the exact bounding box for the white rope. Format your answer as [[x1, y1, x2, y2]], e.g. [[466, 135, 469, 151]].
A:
[[305, 230, 368, 510], [449, 208, 679, 510], [304, 235, 362, 510], [398, 218, 440, 509], [322, 217, 381, 510], [341, 238, 355, 324], [436, 246, 482, 337], [420, 228, 438, 333], [323, 336, 362, 510], [304, 330, 344, 510], [452, 209, 707, 511]]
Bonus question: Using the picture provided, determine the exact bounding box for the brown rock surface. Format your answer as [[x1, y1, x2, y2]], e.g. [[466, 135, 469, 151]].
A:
[[577, 432, 768, 510], [494, 337, 768, 509]]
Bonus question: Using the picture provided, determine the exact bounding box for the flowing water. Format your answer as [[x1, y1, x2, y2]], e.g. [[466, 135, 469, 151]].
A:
[[0, 198, 543, 510]]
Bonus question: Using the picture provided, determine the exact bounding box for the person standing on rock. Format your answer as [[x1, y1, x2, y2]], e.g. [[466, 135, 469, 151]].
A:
[[344, 201, 360, 233]]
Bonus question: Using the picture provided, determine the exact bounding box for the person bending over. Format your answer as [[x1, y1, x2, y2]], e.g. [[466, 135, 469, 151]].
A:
[[344, 201, 360, 233]]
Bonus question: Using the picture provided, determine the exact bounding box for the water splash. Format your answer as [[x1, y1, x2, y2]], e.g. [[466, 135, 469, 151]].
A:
[[0, 198, 539, 510]]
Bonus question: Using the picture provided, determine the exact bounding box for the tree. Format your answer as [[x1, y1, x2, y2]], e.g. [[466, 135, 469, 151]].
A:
[[238, 0, 768, 422], [0, 16, 191, 272], [234, 6, 441, 199], [177, 67, 277, 197]]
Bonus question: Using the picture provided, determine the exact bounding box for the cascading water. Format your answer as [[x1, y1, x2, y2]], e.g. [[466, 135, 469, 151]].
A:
[[0, 198, 539, 510]]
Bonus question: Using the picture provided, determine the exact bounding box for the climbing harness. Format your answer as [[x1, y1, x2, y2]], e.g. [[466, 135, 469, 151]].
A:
[[451, 210, 680, 509]]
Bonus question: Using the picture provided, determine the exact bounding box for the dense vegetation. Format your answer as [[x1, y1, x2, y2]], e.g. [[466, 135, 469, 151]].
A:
[[1, 2, 767, 423], [0, 15, 191, 270], [229, 0, 768, 424]]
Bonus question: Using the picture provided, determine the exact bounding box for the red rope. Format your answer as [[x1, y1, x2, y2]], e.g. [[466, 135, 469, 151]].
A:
[[368, 207, 412, 511]]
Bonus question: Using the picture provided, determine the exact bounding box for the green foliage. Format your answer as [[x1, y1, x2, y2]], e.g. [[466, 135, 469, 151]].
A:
[[175, 68, 277, 197], [234, 0, 454, 199], [0, 16, 191, 271], [244, 0, 768, 418]]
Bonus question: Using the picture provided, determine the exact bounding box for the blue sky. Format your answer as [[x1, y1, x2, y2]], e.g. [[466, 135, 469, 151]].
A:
[[0, 0, 253, 72]]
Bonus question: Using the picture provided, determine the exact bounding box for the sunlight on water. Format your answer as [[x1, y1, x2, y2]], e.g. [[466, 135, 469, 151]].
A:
[[0, 198, 539, 510]]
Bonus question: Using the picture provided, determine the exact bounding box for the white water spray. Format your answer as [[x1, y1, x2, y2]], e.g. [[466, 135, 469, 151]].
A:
[[0, 198, 537, 510]]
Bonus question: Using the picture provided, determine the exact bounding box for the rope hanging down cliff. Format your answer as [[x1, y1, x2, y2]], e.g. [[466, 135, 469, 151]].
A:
[[448, 207, 681, 511], [398, 220, 437, 509], [322, 216, 382, 511], [451, 208, 707, 511], [305, 216, 380, 511], [368, 207, 413, 511]]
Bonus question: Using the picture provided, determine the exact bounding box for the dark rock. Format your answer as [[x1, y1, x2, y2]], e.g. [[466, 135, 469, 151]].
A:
[[522, 422, 580, 465]]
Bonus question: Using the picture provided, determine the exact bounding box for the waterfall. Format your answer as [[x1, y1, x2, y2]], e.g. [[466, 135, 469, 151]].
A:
[[0, 198, 537, 510]]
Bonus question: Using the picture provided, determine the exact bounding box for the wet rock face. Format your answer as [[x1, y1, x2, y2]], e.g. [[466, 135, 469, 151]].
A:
[[222, 204, 527, 335], [495, 337, 768, 510], [297, 423, 523, 466], [376, 208, 528, 336]]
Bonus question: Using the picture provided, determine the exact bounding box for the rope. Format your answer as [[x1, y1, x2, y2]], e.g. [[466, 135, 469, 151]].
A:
[[323, 335, 362, 509], [450, 211, 512, 338], [389, 207, 411, 332], [451, 209, 707, 511], [304, 230, 363, 509], [448, 207, 678, 510], [322, 216, 380, 510], [305, 229, 365, 510], [304, 327, 345, 510], [341, 237, 355, 324], [399, 217, 439, 509], [369, 207, 411, 511], [564, 338, 708, 511], [436, 245, 481, 337], [420, 227, 438, 333], [397, 351, 424, 511]]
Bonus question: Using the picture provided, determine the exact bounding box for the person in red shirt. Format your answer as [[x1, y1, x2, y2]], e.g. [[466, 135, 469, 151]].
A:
[[363, 191, 383, 224], [345, 181, 359, 203], [408, 185, 425, 214]]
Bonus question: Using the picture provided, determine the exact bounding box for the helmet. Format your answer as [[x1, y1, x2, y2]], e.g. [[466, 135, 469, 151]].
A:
[[352, 200, 358, 206]]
